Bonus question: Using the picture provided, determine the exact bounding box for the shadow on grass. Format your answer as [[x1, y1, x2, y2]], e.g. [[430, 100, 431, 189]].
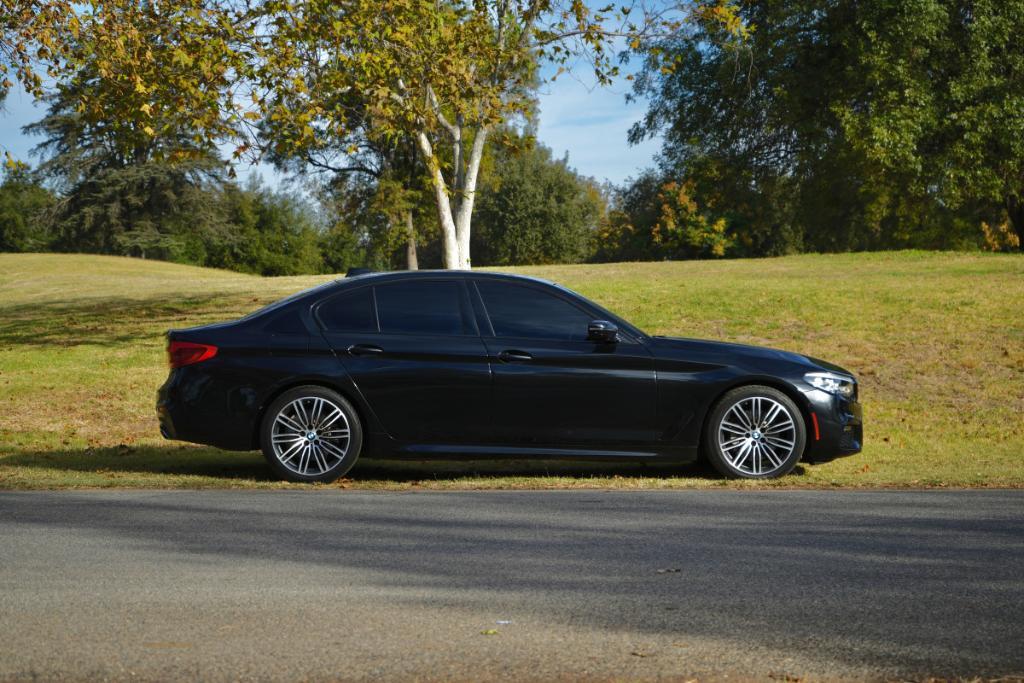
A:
[[1, 445, 277, 482], [0, 444, 772, 485], [0, 293, 259, 348]]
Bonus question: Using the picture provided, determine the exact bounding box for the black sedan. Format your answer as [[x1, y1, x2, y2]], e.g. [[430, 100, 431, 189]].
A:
[[157, 270, 862, 481]]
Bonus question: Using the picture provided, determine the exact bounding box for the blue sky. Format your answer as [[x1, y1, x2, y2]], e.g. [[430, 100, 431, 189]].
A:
[[0, 70, 660, 187], [534, 71, 661, 185]]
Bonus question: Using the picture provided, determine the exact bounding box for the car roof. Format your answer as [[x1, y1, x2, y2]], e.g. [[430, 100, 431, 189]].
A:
[[339, 270, 559, 287], [258, 269, 647, 341]]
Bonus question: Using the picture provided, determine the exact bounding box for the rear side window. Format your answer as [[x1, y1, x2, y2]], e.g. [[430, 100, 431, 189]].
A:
[[477, 281, 592, 340], [263, 309, 307, 335], [375, 280, 467, 336], [317, 287, 377, 332]]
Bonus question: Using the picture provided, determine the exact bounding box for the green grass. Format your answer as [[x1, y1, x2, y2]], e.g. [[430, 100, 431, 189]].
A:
[[1, 251, 1022, 489]]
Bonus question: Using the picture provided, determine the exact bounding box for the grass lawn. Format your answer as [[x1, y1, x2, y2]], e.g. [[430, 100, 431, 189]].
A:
[[0, 250, 1021, 490]]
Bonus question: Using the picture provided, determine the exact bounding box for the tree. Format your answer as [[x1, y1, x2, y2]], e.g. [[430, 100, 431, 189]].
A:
[[318, 171, 432, 272], [473, 134, 604, 265], [631, 0, 1024, 253], [25, 73, 231, 260], [208, 180, 325, 276], [596, 170, 730, 261], [0, 165, 55, 251], [266, 121, 431, 271], [21, 0, 742, 269], [836, 0, 1024, 249]]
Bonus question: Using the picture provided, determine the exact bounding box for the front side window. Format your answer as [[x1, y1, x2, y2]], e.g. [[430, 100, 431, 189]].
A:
[[375, 280, 467, 336], [477, 281, 592, 340], [317, 287, 377, 332]]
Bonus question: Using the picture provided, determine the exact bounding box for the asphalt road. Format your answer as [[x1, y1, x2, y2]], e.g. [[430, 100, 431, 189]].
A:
[[1, 490, 1023, 682]]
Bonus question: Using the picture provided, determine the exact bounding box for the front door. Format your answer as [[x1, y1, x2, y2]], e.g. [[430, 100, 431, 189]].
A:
[[474, 279, 658, 449]]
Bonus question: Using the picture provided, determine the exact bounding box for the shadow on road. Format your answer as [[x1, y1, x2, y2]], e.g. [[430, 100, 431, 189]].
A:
[[2, 443, 754, 483]]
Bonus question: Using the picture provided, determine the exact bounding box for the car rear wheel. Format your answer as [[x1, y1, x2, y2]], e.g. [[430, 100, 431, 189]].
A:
[[703, 385, 806, 479], [260, 386, 363, 483]]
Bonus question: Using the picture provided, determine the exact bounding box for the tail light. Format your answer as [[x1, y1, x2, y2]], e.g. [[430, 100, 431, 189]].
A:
[[168, 340, 218, 368]]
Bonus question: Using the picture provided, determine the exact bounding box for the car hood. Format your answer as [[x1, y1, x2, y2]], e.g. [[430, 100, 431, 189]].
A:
[[648, 335, 854, 376]]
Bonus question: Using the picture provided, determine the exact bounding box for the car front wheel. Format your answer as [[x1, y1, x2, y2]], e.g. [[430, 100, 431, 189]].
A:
[[260, 386, 363, 483], [704, 385, 806, 479]]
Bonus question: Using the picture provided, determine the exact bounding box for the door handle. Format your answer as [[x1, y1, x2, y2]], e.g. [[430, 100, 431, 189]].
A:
[[347, 344, 384, 356], [498, 349, 533, 362]]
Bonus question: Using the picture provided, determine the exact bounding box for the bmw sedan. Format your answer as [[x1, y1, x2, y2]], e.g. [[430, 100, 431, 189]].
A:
[[157, 271, 862, 482]]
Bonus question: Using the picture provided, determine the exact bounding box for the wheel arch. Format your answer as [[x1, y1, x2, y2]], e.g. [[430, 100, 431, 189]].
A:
[[697, 377, 814, 462], [250, 378, 372, 450]]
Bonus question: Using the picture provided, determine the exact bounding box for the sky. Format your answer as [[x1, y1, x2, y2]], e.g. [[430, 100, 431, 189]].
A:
[[0, 69, 661, 188]]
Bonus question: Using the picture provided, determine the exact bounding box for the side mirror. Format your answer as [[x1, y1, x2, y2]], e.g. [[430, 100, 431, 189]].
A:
[[587, 320, 619, 344]]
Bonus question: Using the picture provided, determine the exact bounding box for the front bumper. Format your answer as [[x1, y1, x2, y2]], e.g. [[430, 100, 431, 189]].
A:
[[803, 389, 863, 463]]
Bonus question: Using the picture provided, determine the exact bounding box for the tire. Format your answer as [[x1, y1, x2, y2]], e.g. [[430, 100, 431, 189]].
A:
[[703, 385, 806, 479], [259, 385, 363, 483]]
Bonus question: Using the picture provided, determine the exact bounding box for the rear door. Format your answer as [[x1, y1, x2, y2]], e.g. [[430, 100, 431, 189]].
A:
[[316, 279, 491, 443], [473, 279, 658, 448]]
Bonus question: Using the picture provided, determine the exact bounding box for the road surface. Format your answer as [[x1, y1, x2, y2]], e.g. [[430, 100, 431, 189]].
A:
[[1, 490, 1023, 681]]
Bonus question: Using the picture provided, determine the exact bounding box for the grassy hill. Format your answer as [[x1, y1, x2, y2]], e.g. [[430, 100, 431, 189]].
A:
[[1, 251, 1021, 489]]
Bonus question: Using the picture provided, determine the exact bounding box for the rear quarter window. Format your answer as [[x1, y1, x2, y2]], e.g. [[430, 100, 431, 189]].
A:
[[262, 309, 308, 335]]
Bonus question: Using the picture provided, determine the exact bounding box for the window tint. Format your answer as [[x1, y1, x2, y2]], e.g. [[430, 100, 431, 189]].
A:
[[263, 309, 307, 335], [477, 281, 592, 340], [375, 280, 466, 336], [317, 287, 377, 332]]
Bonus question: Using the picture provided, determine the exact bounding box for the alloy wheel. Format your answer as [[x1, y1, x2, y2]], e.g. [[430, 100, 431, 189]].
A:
[[717, 396, 797, 476], [271, 396, 351, 476]]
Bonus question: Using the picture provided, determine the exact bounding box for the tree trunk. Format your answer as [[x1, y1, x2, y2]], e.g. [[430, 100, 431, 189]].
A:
[[404, 209, 419, 270], [416, 131, 462, 269], [415, 114, 489, 269], [1008, 195, 1024, 251], [453, 127, 488, 270]]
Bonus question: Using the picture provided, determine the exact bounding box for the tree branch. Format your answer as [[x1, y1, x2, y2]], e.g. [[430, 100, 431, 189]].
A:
[[426, 84, 459, 139]]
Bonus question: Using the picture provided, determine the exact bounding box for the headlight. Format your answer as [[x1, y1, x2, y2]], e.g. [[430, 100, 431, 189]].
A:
[[804, 371, 856, 398]]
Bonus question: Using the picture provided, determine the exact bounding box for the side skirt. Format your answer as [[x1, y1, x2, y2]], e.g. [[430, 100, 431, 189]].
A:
[[371, 442, 698, 463]]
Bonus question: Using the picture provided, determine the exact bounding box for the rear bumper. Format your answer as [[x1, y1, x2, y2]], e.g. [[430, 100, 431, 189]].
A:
[[156, 367, 259, 451], [803, 391, 863, 463]]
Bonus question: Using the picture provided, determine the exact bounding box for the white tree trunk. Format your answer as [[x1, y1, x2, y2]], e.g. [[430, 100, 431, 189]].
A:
[[416, 131, 462, 269], [454, 127, 488, 269], [416, 125, 488, 270]]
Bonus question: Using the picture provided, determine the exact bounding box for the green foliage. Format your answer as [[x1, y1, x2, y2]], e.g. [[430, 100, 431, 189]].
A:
[[473, 137, 604, 266], [0, 167, 55, 252], [632, 0, 1024, 254], [0, 0, 73, 98], [48, 161, 231, 261], [205, 181, 325, 277], [25, 68, 233, 262], [596, 171, 732, 262], [27, 83, 328, 275], [317, 174, 426, 272]]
